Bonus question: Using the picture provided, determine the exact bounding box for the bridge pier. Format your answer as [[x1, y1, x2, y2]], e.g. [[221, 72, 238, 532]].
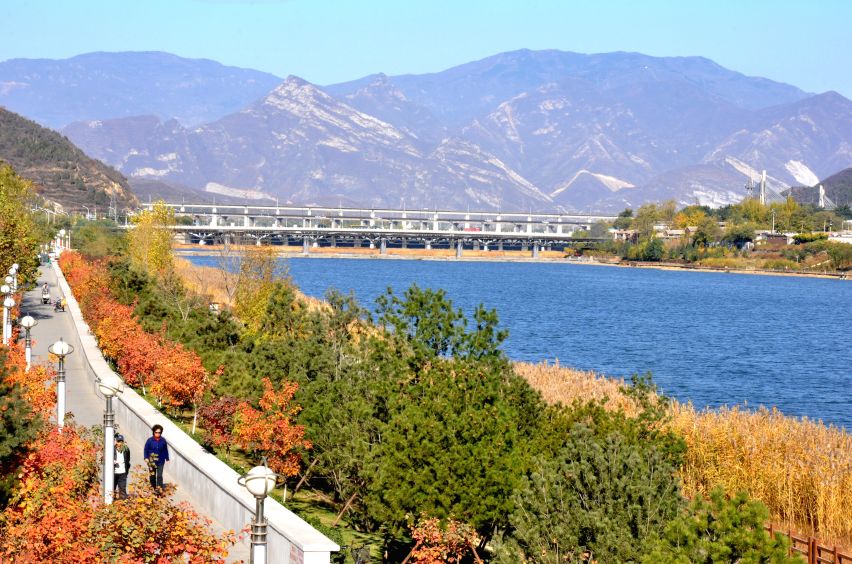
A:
[[425, 240, 432, 250], [532, 243, 539, 258], [456, 239, 463, 259], [380, 238, 387, 255], [302, 237, 310, 255]]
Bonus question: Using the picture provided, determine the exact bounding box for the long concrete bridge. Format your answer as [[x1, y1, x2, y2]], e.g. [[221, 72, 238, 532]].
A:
[[144, 202, 616, 257]]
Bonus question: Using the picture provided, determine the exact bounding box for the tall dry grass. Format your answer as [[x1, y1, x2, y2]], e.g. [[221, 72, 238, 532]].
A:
[[514, 361, 641, 417], [173, 257, 326, 310], [669, 404, 852, 546], [518, 361, 852, 548]]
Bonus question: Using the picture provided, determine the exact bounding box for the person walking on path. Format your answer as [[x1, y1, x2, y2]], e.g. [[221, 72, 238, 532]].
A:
[[114, 434, 130, 500], [143, 424, 170, 494]]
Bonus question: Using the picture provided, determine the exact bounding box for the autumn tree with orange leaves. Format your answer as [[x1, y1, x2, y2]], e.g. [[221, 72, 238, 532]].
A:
[[0, 425, 99, 562], [233, 377, 311, 476], [403, 515, 482, 564], [153, 339, 213, 434], [3, 342, 55, 419], [0, 425, 236, 562], [60, 252, 215, 419]]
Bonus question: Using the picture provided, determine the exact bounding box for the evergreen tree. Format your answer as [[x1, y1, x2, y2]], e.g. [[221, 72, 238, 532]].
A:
[[0, 350, 41, 506]]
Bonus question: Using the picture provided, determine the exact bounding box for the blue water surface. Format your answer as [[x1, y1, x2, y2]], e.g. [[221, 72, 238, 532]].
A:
[[189, 255, 852, 428]]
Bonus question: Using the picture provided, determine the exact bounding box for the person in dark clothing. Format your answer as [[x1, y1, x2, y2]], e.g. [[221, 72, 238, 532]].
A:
[[114, 434, 130, 500], [143, 424, 170, 494]]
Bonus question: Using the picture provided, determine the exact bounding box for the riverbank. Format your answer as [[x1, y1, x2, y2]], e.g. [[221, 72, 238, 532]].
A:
[[174, 244, 849, 280]]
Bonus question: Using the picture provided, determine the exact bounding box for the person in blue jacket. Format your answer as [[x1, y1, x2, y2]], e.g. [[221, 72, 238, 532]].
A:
[[143, 424, 170, 494]]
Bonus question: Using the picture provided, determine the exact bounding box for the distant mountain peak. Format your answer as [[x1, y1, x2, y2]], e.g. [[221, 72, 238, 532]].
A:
[[261, 75, 335, 112]]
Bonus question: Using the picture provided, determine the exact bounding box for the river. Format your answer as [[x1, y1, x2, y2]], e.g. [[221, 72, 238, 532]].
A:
[[188, 255, 852, 429]]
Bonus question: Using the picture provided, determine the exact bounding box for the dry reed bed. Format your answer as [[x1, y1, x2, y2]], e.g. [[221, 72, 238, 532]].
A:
[[517, 361, 852, 547], [173, 256, 326, 310], [514, 361, 641, 416], [670, 404, 852, 546]]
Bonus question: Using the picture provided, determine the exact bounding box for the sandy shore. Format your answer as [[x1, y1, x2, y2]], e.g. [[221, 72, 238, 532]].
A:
[[174, 245, 848, 280]]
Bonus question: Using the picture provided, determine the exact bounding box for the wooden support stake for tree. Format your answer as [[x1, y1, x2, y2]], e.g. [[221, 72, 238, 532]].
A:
[[468, 539, 483, 564], [293, 458, 318, 495], [332, 492, 358, 527], [400, 540, 422, 564]]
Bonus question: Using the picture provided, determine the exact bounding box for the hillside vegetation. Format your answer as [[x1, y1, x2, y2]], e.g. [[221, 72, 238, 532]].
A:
[[0, 108, 136, 210]]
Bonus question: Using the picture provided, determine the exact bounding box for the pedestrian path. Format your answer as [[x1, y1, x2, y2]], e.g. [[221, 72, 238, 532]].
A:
[[20, 264, 251, 562]]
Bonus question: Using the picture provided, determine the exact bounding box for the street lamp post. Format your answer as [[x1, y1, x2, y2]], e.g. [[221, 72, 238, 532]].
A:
[[57, 229, 66, 254], [2, 280, 13, 346], [20, 315, 37, 371], [238, 461, 280, 564], [97, 374, 123, 504], [48, 338, 74, 429], [9, 264, 18, 292]]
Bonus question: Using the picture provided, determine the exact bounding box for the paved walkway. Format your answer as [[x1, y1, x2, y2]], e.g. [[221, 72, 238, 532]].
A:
[[20, 264, 250, 562]]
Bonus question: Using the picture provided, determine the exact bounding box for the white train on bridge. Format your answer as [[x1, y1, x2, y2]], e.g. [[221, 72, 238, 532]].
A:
[[144, 203, 616, 257]]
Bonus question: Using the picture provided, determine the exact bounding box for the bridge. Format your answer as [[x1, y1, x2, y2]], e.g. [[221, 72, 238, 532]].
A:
[[144, 202, 616, 257]]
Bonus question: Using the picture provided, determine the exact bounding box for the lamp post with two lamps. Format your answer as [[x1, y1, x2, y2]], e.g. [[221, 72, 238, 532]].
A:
[[48, 338, 73, 429], [238, 460, 280, 564], [55, 229, 66, 254], [1, 282, 13, 345], [97, 373, 123, 504], [9, 264, 18, 292], [19, 315, 37, 371]]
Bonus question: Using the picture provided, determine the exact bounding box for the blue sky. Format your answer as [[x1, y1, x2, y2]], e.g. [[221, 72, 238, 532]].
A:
[[5, 0, 851, 97]]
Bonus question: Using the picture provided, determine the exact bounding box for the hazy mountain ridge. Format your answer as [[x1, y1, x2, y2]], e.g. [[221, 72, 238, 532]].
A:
[[35, 49, 852, 211], [0, 52, 282, 129]]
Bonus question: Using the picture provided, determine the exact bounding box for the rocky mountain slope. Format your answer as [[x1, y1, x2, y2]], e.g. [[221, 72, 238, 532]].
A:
[[44, 50, 852, 212], [0, 52, 281, 129], [0, 107, 136, 210]]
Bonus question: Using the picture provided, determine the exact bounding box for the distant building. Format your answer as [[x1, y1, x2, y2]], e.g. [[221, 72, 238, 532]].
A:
[[828, 233, 852, 245], [611, 229, 639, 243], [755, 231, 796, 246], [659, 227, 697, 241]]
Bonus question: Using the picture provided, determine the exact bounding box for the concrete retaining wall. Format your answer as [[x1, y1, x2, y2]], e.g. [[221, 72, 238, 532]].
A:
[[53, 261, 339, 564]]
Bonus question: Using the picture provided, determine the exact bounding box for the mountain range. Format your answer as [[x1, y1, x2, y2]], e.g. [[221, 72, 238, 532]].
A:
[[3, 50, 851, 212]]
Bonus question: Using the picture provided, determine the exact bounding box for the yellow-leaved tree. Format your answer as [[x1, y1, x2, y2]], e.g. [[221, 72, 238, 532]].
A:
[[233, 246, 279, 334], [128, 201, 175, 275], [0, 165, 42, 283]]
